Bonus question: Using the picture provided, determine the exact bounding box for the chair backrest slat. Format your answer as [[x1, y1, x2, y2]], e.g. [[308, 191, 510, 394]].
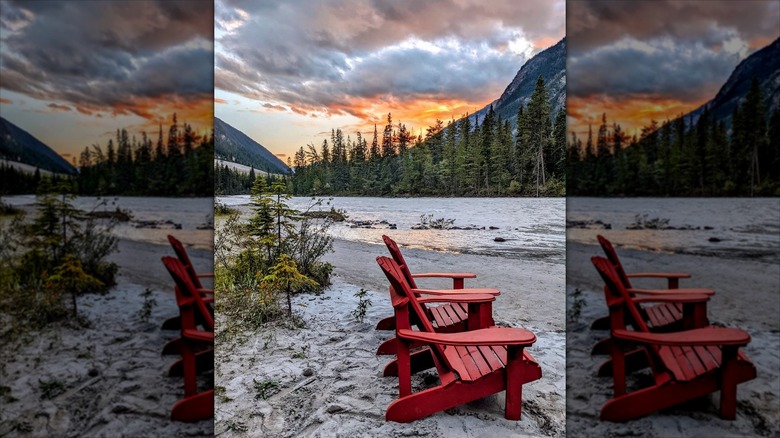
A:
[[162, 256, 214, 331], [168, 235, 203, 289], [377, 256, 452, 370], [591, 256, 651, 334], [382, 235, 418, 290], [597, 235, 632, 289]]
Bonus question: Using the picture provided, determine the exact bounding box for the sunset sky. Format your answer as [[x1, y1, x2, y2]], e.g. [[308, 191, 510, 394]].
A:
[[567, 0, 780, 141], [0, 0, 214, 164], [215, 0, 565, 162]]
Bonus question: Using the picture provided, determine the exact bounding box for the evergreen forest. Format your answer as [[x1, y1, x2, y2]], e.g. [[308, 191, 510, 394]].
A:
[[287, 76, 566, 197], [568, 80, 780, 196], [1, 114, 214, 197]]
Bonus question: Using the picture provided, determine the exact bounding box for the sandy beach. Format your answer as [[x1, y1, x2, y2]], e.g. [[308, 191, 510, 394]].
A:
[[0, 238, 214, 437], [214, 237, 566, 437], [565, 240, 780, 437]]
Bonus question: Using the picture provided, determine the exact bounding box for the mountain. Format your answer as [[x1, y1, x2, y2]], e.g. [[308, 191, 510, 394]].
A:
[[687, 37, 779, 127], [469, 37, 566, 128], [0, 117, 76, 174], [214, 117, 289, 174]]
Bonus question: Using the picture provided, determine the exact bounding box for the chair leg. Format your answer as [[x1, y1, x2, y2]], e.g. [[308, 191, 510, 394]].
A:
[[591, 338, 612, 356], [376, 315, 396, 331], [597, 347, 649, 377], [720, 346, 738, 420], [161, 315, 182, 331], [383, 348, 435, 377], [162, 337, 184, 356], [591, 315, 610, 330], [376, 338, 398, 356], [386, 371, 505, 423], [505, 346, 524, 420], [168, 348, 214, 377], [171, 389, 214, 422]]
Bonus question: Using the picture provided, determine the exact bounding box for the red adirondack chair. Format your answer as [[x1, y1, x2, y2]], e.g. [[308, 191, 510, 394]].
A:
[[161, 256, 214, 422], [168, 235, 214, 289], [591, 256, 756, 421], [161, 235, 214, 338], [377, 256, 542, 423], [591, 235, 715, 356], [377, 235, 500, 356]]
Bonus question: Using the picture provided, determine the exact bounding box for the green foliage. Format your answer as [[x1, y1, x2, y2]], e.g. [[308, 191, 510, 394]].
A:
[[2, 113, 213, 196], [0, 183, 118, 328], [45, 254, 103, 317], [352, 288, 372, 323], [80, 114, 214, 196], [289, 80, 565, 197], [569, 77, 779, 196], [215, 201, 238, 216], [138, 288, 157, 323], [253, 378, 280, 400], [260, 254, 318, 316], [215, 184, 334, 329]]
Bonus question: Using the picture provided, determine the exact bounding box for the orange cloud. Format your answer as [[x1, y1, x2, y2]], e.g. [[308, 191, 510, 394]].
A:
[[0, 98, 12, 104], [567, 95, 707, 140], [321, 95, 492, 139], [215, 98, 228, 104]]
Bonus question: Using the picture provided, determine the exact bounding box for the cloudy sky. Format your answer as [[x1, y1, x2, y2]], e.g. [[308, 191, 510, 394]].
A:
[[215, 0, 565, 161], [567, 0, 780, 140], [0, 0, 213, 162]]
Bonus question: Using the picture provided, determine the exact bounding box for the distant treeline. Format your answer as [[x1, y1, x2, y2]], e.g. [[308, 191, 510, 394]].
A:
[[290, 76, 566, 197], [215, 164, 276, 195], [1, 114, 214, 196], [568, 79, 780, 196]]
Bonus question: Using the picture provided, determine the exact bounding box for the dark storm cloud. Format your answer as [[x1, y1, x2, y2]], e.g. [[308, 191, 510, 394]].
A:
[[215, 0, 564, 114], [568, 0, 780, 101], [568, 39, 744, 101], [0, 0, 214, 118], [569, 1, 779, 51]]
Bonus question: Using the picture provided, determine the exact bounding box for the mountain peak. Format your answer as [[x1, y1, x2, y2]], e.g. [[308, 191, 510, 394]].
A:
[[469, 37, 566, 127], [0, 117, 76, 174], [214, 117, 289, 174]]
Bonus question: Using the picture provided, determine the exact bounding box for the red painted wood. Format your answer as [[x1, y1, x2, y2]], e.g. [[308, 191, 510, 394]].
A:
[[592, 255, 756, 422], [377, 256, 541, 422], [161, 256, 214, 422]]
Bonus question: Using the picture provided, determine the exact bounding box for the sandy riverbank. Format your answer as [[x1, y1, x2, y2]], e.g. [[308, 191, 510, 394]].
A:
[[0, 238, 214, 437], [214, 237, 566, 437], [565, 240, 780, 437]]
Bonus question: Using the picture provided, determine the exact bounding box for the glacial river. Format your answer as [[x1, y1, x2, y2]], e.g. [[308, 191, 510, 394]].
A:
[[218, 196, 566, 264]]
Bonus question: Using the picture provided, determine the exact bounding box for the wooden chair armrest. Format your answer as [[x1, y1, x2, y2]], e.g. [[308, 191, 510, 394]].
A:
[[183, 329, 214, 343], [411, 287, 500, 296], [631, 294, 710, 304], [613, 327, 750, 347], [412, 272, 477, 279], [417, 294, 495, 304], [397, 327, 536, 347], [628, 287, 715, 296], [626, 272, 690, 279], [197, 288, 214, 295]]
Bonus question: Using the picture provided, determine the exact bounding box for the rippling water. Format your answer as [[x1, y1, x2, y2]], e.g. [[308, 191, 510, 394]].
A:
[[4, 195, 213, 249], [218, 196, 565, 264], [567, 197, 780, 263]]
